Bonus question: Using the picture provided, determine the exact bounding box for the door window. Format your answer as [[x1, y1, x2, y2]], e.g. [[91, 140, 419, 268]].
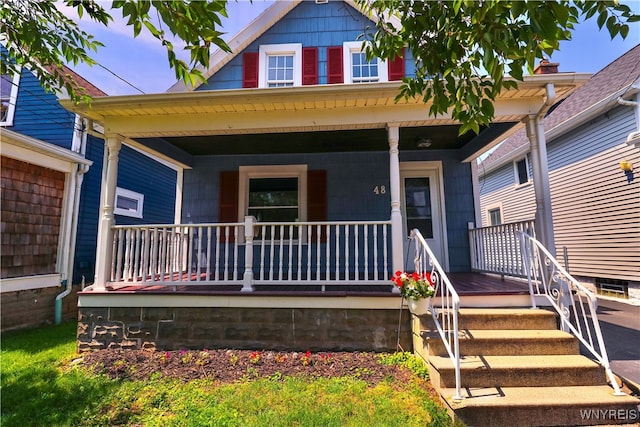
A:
[[404, 177, 433, 238]]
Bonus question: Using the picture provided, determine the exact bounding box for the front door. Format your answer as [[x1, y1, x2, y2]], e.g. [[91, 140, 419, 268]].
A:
[[400, 162, 448, 271]]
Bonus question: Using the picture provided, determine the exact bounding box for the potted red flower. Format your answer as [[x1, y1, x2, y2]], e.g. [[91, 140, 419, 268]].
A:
[[391, 271, 435, 314]]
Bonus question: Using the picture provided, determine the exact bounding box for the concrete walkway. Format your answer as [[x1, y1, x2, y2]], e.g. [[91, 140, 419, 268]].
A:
[[596, 298, 640, 388]]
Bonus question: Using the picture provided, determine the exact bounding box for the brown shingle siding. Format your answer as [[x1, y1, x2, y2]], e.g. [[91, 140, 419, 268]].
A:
[[1, 156, 65, 279]]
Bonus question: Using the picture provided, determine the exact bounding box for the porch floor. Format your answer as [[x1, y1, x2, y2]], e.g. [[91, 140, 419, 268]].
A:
[[94, 272, 530, 297]]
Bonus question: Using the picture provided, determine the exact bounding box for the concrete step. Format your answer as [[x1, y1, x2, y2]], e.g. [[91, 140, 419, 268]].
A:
[[452, 308, 558, 330], [441, 385, 640, 427], [428, 354, 607, 389], [425, 329, 579, 357]]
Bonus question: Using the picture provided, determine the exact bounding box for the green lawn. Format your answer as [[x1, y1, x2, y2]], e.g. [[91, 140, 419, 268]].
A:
[[1, 322, 454, 426]]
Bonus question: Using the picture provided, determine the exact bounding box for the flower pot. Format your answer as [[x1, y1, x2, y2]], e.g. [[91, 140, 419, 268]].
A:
[[408, 297, 431, 315]]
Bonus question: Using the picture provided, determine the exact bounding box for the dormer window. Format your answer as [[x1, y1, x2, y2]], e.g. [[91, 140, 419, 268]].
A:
[[342, 41, 388, 84], [258, 43, 302, 88]]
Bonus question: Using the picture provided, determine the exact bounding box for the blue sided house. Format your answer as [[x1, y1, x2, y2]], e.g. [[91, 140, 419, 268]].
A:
[[0, 48, 179, 331], [62, 0, 589, 350], [61, 3, 640, 423]]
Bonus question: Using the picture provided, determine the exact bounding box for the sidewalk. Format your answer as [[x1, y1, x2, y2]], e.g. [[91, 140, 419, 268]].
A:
[[596, 298, 640, 389]]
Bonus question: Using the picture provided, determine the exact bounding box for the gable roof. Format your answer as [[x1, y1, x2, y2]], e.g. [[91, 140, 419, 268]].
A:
[[479, 44, 640, 175], [167, 0, 398, 93]]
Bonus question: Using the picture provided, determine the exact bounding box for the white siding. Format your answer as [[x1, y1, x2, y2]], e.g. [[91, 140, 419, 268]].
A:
[[479, 106, 640, 282], [479, 162, 536, 226], [549, 107, 639, 281]]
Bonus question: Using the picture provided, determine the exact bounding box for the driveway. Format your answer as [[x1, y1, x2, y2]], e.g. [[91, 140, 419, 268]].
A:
[[595, 298, 640, 388]]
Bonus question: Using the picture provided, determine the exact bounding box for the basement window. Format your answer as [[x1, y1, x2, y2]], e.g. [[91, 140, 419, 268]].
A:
[[595, 278, 629, 299]]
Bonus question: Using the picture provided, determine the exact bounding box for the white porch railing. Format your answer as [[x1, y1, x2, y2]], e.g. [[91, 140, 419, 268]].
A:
[[410, 229, 462, 401], [109, 218, 391, 289], [469, 219, 535, 277], [518, 231, 624, 396]]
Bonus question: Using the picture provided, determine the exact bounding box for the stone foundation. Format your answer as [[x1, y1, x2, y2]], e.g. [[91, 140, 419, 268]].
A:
[[77, 306, 412, 353]]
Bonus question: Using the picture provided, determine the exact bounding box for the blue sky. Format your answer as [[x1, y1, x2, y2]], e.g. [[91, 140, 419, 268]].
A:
[[65, 1, 640, 96]]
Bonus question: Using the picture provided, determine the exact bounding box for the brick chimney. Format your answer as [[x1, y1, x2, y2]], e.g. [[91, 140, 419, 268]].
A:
[[534, 58, 559, 74]]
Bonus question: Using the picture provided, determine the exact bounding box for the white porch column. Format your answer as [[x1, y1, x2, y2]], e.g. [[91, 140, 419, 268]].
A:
[[93, 136, 122, 290], [387, 125, 404, 281], [525, 115, 556, 257], [242, 216, 256, 292]]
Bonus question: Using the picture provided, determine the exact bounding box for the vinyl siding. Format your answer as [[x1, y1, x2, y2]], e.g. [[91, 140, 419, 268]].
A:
[[73, 136, 103, 283], [478, 162, 536, 226], [548, 106, 639, 281], [199, 1, 414, 90], [73, 140, 178, 283], [10, 69, 75, 149], [479, 105, 640, 281]]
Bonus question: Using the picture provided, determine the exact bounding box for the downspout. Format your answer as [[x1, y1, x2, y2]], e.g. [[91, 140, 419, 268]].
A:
[[55, 117, 88, 324]]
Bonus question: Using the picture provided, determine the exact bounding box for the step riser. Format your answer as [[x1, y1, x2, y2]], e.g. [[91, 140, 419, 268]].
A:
[[453, 403, 640, 427], [437, 367, 607, 388], [426, 313, 558, 331], [428, 338, 579, 356]]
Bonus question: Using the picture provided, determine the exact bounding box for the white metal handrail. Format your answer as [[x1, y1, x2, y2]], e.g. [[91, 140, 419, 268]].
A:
[[517, 231, 624, 396], [109, 218, 391, 289], [410, 229, 462, 401], [469, 219, 535, 277]]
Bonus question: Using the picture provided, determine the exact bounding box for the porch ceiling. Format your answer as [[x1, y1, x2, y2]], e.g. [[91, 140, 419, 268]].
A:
[[61, 74, 589, 162]]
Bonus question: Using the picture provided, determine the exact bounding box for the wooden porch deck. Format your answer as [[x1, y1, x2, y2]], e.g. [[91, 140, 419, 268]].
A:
[[97, 272, 530, 297]]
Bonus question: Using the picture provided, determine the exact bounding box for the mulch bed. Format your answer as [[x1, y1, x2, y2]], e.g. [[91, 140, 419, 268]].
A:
[[79, 349, 415, 385]]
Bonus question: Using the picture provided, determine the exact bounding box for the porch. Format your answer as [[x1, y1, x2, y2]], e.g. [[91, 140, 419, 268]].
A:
[[77, 221, 534, 353]]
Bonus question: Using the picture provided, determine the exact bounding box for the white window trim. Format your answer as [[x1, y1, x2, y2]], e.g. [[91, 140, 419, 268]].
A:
[[114, 187, 144, 219], [238, 165, 308, 224], [342, 41, 388, 84], [485, 202, 503, 226], [258, 43, 302, 88], [513, 155, 531, 187], [1, 71, 20, 127]]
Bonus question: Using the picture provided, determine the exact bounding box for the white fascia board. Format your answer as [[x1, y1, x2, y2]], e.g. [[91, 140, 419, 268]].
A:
[[1, 128, 92, 171], [477, 140, 531, 178]]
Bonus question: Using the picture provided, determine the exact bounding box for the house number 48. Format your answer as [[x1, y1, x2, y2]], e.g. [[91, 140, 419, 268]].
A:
[[373, 185, 386, 195]]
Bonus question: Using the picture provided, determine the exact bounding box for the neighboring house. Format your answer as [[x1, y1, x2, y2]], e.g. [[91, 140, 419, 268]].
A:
[[477, 44, 640, 301], [0, 50, 180, 331], [62, 0, 589, 352]]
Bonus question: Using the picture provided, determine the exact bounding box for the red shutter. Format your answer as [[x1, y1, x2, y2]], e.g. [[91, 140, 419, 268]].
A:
[[242, 52, 259, 88], [307, 170, 327, 242], [218, 171, 239, 242], [302, 47, 318, 85], [327, 46, 343, 84], [387, 48, 405, 81]]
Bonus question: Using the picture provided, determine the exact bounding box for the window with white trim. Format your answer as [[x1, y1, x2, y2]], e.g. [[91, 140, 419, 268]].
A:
[[485, 203, 503, 226], [114, 187, 144, 218], [488, 208, 502, 226], [342, 41, 387, 84], [239, 165, 307, 239], [258, 43, 302, 88], [514, 156, 530, 186], [1, 72, 20, 126]]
